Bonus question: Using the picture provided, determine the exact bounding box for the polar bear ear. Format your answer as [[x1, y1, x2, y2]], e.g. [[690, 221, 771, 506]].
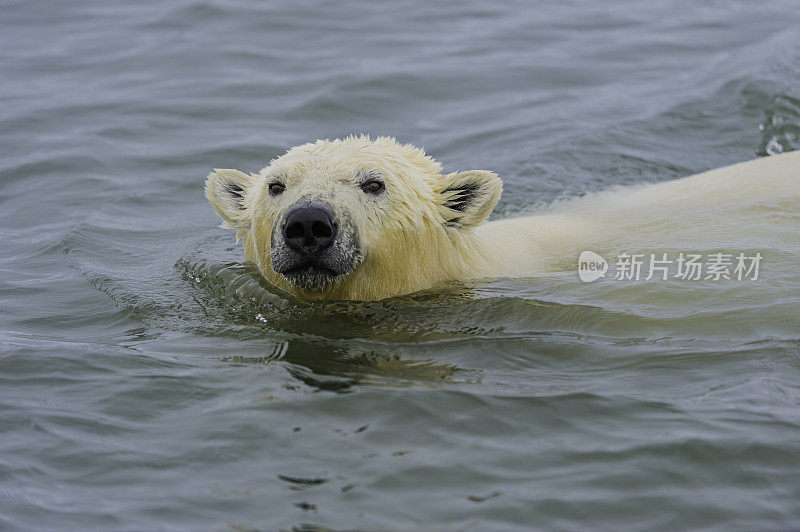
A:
[[205, 169, 254, 229], [438, 170, 503, 229]]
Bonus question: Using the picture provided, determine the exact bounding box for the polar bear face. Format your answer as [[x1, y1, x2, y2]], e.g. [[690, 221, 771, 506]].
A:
[[206, 136, 502, 301]]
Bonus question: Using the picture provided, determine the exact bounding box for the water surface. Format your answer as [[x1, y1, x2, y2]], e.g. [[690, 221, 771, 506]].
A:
[[2, 1, 800, 530]]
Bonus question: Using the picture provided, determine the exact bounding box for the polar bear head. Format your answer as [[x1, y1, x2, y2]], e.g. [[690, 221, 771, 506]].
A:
[[205, 136, 502, 301]]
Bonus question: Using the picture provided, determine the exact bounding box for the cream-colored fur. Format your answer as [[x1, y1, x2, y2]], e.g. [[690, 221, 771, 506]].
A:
[[206, 136, 800, 301]]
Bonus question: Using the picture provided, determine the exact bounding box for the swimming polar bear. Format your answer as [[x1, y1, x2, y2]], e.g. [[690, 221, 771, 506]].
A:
[[205, 136, 799, 301]]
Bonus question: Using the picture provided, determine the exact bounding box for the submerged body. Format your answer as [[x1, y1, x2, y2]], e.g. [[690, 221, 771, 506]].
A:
[[206, 137, 799, 301]]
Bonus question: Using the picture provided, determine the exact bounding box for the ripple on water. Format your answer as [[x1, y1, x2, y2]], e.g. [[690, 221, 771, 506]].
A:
[[3, 1, 800, 529]]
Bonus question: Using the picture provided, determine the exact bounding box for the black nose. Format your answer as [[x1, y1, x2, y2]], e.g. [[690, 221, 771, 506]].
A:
[[283, 206, 337, 253]]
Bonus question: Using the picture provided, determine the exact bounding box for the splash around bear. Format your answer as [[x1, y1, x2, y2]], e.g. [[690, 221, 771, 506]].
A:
[[206, 136, 800, 301]]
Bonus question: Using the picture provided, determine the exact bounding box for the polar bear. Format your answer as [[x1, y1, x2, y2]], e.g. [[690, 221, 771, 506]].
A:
[[206, 136, 800, 301]]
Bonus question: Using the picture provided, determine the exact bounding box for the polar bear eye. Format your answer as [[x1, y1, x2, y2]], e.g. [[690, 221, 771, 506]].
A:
[[361, 179, 385, 195], [268, 183, 285, 196]]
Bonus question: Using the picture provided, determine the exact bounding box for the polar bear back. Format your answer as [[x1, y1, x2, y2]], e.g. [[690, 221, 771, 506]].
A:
[[480, 150, 800, 276]]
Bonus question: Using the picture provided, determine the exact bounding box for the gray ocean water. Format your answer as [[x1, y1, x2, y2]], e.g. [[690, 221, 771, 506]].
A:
[[2, 1, 800, 530]]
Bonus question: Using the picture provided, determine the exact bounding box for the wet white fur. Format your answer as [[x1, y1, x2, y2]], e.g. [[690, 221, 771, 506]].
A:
[[207, 136, 799, 301]]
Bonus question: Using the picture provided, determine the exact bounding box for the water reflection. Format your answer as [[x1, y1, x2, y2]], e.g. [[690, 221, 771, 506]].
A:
[[224, 337, 460, 392]]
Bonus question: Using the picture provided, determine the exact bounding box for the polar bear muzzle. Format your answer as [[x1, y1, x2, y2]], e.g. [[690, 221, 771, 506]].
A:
[[283, 205, 337, 254], [270, 201, 360, 291]]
